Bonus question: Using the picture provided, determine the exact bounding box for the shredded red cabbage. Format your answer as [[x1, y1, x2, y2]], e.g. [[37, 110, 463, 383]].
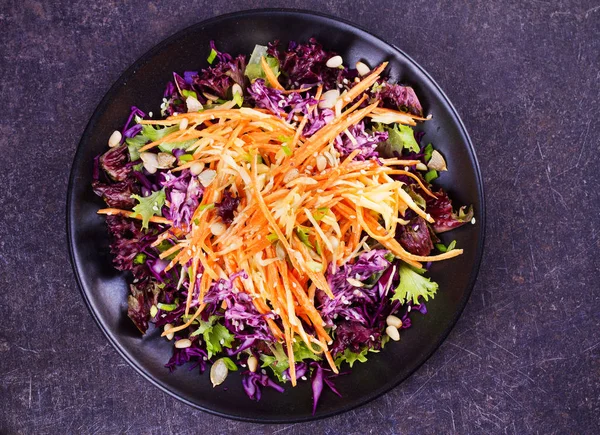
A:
[[242, 371, 285, 401], [215, 189, 240, 225], [333, 122, 388, 160], [247, 79, 317, 122]]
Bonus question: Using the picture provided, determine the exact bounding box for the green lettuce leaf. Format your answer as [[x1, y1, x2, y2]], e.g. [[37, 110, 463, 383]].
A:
[[260, 343, 289, 382], [293, 341, 321, 363], [391, 262, 438, 305], [260, 341, 321, 382], [130, 189, 166, 229], [125, 124, 180, 160], [375, 123, 420, 155], [190, 315, 235, 359], [244, 51, 280, 83], [335, 347, 369, 368]]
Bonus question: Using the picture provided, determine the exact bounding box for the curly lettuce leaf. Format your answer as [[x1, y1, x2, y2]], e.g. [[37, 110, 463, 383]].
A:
[[391, 263, 438, 305], [130, 189, 166, 229], [190, 315, 235, 359], [334, 347, 369, 368], [126, 124, 180, 160]]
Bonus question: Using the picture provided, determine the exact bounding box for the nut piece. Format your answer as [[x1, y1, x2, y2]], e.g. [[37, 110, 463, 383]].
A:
[[427, 150, 447, 171], [108, 130, 122, 148], [198, 169, 217, 187], [318, 89, 340, 109], [386, 315, 403, 329], [385, 325, 400, 342], [316, 155, 328, 172], [186, 96, 203, 112], [210, 222, 226, 237], [326, 55, 343, 68], [157, 152, 176, 168], [232, 83, 243, 96], [275, 241, 286, 260], [179, 118, 189, 130], [174, 338, 192, 349], [210, 358, 229, 387], [283, 168, 299, 184], [355, 61, 370, 76], [190, 162, 205, 175], [139, 152, 159, 174], [247, 355, 258, 373], [328, 235, 339, 251], [346, 278, 364, 287], [164, 323, 175, 341]]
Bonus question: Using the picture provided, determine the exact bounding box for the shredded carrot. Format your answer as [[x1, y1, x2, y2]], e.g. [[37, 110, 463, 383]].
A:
[[102, 63, 463, 381], [338, 62, 388, 108], [97, 208, 171, 225], [260, 56, 284, 91]]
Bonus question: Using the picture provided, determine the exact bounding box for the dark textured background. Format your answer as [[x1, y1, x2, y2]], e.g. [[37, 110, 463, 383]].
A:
[[1, 1, 599, 434]]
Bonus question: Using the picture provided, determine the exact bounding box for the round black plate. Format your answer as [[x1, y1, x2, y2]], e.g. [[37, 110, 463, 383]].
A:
[[67, 9, 485, 423]]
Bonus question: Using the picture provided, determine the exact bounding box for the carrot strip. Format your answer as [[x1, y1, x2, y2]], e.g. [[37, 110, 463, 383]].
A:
[[97, 208, 171, 225], [338, 62, 388, 108], [260, 56, 285, 91]]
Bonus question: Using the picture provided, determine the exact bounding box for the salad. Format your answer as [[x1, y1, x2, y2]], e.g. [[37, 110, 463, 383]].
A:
[[92, 39, 473, 412]]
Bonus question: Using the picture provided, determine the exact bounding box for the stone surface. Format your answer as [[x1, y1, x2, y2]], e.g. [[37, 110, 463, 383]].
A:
[[1, 1, 599, 434]]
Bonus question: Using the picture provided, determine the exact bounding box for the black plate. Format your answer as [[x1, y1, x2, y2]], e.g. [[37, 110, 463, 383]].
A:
[[67, 9, 485, 423]]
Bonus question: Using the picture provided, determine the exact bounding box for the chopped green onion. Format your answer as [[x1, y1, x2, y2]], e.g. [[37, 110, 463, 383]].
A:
[[156, 240, 173, 252], [150, 305, 158, 317], [424, 169, 438, 183], [181, 314, 200, 324], [157, 303, 178, 312], [435, 243, 447, 253], [424, 143, 434, 162], [307, 261, 323, 272], [133, 253, 146, 264], [198, 203, 215, 212], [278, 135, 292, 143], [207, 48, 217, 64], [282, 145, 292, 156], [435, 240, 456, 253], [220, 357, 239, 371], [266, 233, 279, 243], [178, 154, 194, 162], [314, 207, 329, 221], [242, 153, 264, 164], [233, 92, 243, 107], [296, 226, 313, 248], [181, 89, 198, 100]]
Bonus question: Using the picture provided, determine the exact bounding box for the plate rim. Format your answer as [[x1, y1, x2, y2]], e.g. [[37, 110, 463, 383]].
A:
[[66, 7, 486, 423]]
